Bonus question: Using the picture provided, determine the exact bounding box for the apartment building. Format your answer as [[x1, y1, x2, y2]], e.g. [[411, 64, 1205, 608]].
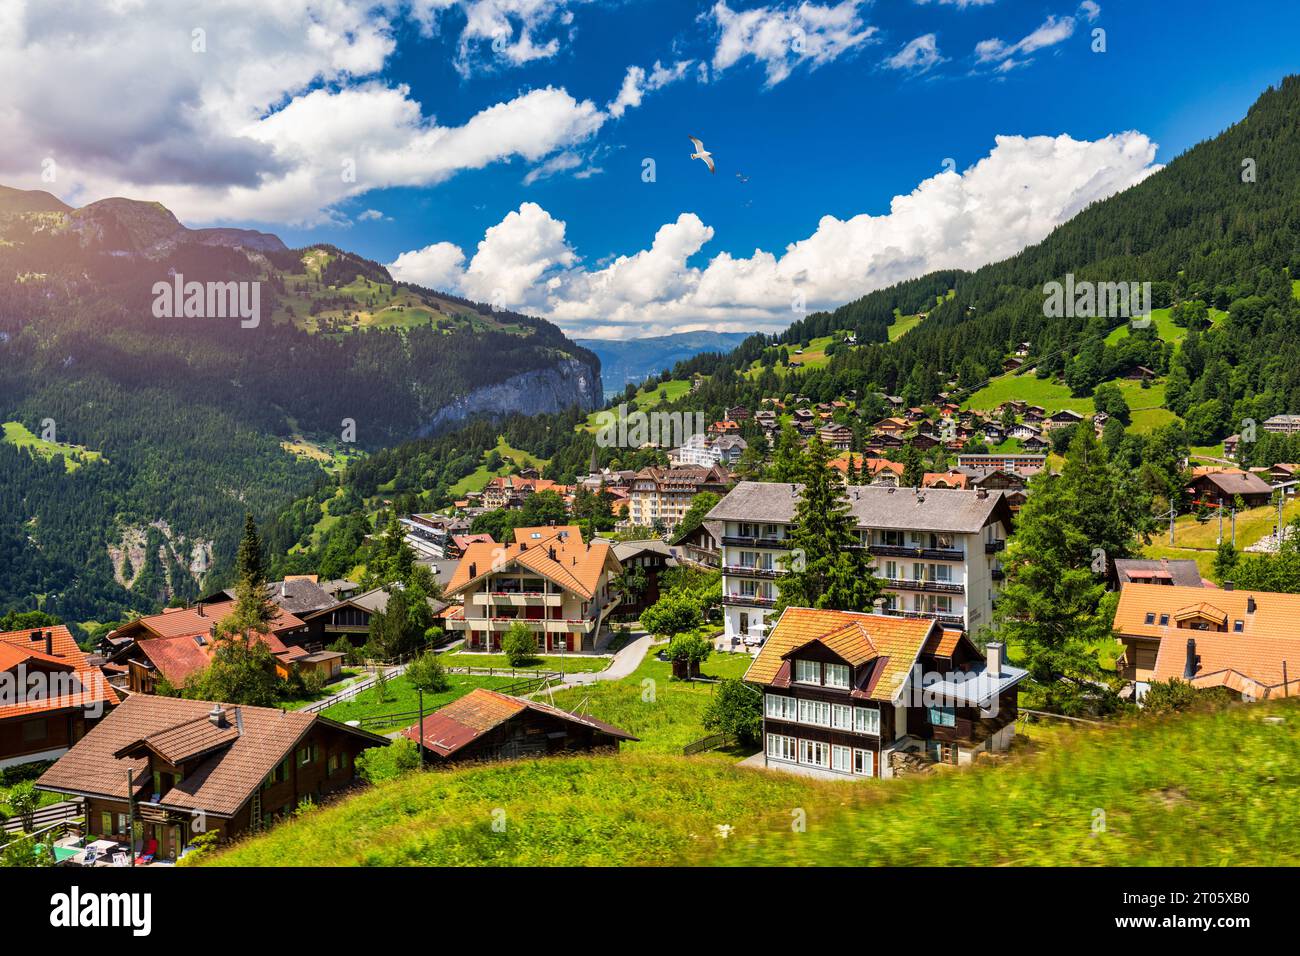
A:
[[442, 525, 622, 653], [624, 464, 730, 532], [707, 481, 1012, 642]]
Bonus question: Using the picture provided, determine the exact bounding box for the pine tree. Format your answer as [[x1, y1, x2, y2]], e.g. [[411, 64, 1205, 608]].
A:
[[220, 515, 276, 638], [777, 437, 882, 613], [767, 423, 805, 483]]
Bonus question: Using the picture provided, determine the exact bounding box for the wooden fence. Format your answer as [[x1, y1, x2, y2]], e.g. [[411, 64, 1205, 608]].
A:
[[682, 732, 732, 756], [2, 799, 84, 834]]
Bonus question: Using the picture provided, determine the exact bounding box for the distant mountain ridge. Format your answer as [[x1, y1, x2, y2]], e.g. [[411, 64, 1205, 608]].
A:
[[577, 331, 751, 396]]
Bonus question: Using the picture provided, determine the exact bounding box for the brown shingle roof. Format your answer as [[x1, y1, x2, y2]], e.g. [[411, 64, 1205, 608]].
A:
[[37, 695, 386, 818], [445, 526, 617, 601], [744, 607, 936, 701]]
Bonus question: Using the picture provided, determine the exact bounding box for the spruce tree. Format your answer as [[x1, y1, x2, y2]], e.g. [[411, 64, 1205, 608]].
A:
[[777, 437, 882, 612]]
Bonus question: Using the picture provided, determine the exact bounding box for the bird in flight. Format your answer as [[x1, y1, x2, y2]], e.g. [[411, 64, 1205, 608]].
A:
[[688, 136, 715, 174], [735, 172, 749, 183]]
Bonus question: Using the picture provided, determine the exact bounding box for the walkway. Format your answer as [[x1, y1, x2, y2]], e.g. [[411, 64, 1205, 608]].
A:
[[550, 630, 654, 689], [296, 662, 408, 713]]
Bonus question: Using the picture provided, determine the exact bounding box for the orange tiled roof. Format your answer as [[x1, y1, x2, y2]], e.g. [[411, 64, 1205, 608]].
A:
[[744, 607, 936, 701], [445, 526, 617, 601], [111, 600, 305, 642], [0, 626, 119, 721]]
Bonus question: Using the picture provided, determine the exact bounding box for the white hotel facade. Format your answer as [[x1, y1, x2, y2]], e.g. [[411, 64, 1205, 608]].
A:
[[706, 482, 1012, 642]]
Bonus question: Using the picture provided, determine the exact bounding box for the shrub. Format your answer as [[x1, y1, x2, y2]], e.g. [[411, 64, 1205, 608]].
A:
[[356, 738, 422, 783], [702, 678, 762, 746], [406, 650, 451, 693], [502, 622, 541, 667]]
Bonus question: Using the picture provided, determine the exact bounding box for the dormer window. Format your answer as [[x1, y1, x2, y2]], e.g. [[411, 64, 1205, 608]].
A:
[[1144, 613, 1156, 624], [1234, 620, 1244, 632], [825, 663, 850, 689], [1159, 614, 1170, 626], [794, 659, 820, 684]]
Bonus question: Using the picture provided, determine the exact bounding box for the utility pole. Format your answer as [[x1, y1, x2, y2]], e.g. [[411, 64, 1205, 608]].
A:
[[127, 769, 136, 867], [1217, 497, 1224, 545], [1231, 506, 1237, 547], [416, 688, 425, 762]]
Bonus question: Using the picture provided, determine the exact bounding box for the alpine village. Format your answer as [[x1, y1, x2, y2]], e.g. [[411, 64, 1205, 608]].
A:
[[7, 72, 1300, 871]]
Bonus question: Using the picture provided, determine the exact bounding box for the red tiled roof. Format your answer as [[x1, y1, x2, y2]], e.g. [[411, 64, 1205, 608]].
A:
[[110, 601, 305, 642], [0, 626, 119, 722]]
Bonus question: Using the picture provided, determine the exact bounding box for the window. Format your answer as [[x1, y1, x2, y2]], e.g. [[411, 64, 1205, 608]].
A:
[[831, 704, 852, 730], [1144, 613, 1156, 624], [797, 698, 831, 727], [825, 663, 850, 689], [794, 659, 820, 684], [765, 694, 797, 720], [928, 706, 956, 727], [265, 757, 290, 788], [799, 739, 830, 768], [853, 707, 880, 736], [831, 745, 852, 773], [766, 733, 796, 761], [1234, 620, 1244, 633], [1159, 614, 1170, 626], [328, 752, 343, 775], [852, 748, 875, 777], [299, 744, 316, 766]]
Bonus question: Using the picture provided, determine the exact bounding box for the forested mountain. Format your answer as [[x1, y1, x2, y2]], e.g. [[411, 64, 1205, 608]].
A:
[[0, 189, 600, 622]]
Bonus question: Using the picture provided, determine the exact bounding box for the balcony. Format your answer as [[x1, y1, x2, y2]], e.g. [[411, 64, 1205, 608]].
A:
[[991, 567, 1005, 581], [723, 564, 784, 579], [985, 540, 1006, 554], [867, 544, 965, 562], [880, 608, 965, 628], [723, 593, 777, 609], [721, 535, 790, 549], [882, 578, 964, 595], [447, 616, 595, 633], [471, 591, 563, 607]]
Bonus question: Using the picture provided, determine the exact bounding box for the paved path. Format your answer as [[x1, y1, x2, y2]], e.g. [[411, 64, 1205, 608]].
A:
[[550, 631, 654, 690], [296, 662, 407, 713]]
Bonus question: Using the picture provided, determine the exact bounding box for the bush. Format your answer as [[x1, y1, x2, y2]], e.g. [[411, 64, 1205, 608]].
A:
[[406, 650, 450, 693], [702, 678, 762, 746], [356, 738, 422, 783], [1143, 678, 1236, 716], [502, 622, 541, 667]]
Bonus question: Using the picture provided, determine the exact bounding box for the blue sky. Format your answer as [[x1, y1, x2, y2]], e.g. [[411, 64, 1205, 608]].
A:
[[4, 1, 1299, 337]]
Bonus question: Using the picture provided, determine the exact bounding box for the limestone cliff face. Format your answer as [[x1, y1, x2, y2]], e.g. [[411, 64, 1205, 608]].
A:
[[419, 356, 601, 435]]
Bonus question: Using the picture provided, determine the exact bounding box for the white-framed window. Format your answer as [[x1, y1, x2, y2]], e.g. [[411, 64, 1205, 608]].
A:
[[853, 706, 880, 736], [825, 663, 850, 689], [831, 704, 853, 730], [831, 745, 852, 773], [797, 698, 831, 727], [852, 748, 874, 776], [799, 739, 829, 768], [765, 694, 797, 721], [767, 733, 796, 761], [794, 659, 820, 684]]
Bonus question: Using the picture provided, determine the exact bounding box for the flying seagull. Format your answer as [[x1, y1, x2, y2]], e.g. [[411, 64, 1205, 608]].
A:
[[688, 136, 715, 174], [735, 172, 749, 184]]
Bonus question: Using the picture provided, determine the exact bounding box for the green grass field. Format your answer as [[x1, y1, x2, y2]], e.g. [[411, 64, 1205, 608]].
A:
[[320, 674, 522, 733], [577, 379, 694, 433], [206, 698, 1300, 867], [437, 652, 611, 674], [2, 420, 104, 472], [1103, 306, 1227, 347], [448, 437, 552, 497], [1139, 497, 1300, 579], [887, 311, 924, 341]]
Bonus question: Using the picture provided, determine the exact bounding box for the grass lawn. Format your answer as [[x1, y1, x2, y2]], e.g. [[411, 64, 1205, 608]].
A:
[[321, 674, 521, 732], [963, 372, 1094, 415], [1139, 498, 1300, 579], [437, 652, 611, 674], [2, 420, 104, 472], [208, 698, 1300, 866], [448, 437, 551, 496], [278, 668, 366, 710], [547, 651, 754, 754], [1102, 306, 1227, 348], [0, 764, 64, 813], [887, 311, 923, 341], [577, 379, 694, 433]]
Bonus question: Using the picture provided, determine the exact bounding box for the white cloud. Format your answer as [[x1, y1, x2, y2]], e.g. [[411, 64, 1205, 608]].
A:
[[0, 1, 608, 225], [976, 13, 1078, 68], [389, 131, 1162, 337], [409, 0, 587, 75], [885, 34, 944, 73], [707, 0, 878, 87], [358, 209, 386, 221], [608, 60, 695, 119], [1078, 1, 1102, 23], [389, 241, 467, 290], [914, 0, 996, 8]]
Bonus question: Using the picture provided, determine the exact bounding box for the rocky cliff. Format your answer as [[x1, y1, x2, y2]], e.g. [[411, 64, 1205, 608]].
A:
[[419, 356, 601, 435]]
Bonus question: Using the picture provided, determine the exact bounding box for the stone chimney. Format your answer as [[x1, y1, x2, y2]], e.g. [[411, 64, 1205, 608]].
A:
[[986, 641, 1003, 679], [208, 704, 225, 727]]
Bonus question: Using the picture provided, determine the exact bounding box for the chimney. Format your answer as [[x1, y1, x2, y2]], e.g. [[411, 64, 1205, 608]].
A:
[[28, 629, 42, 643], [976, 487, 988, 499], [196, 601, 205, 617], [45, 631, 53, 655], [1248, 596, 1257, 614], [469, 562, 477, 577], [1223, 581, 1234, 591], [986, 641, 1003, 679], [548, 547, 557, 561], [208, 704, 225, 727], [1184, 638, 1198, 679]]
